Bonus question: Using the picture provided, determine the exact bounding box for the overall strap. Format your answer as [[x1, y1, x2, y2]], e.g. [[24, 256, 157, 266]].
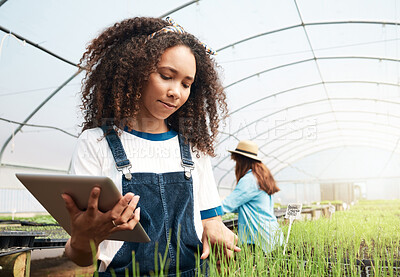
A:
[[178, 133, 194, 180], [100, 126, 132, 180]]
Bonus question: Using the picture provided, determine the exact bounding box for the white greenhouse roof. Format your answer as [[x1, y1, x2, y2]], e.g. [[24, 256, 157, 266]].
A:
[[1, 0, 400, 196]]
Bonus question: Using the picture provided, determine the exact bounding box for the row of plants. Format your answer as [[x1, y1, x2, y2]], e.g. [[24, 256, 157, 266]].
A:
[[273, 200, 400, 276], [208, 200, 400, 276], [85, 200, 400, 276], [2, 200, 399, 276], [225, 199, 400, 276], [0, 215, 69, 250], [0, 214, 67, 239], [0, 225, 69, 241], [0, 214, 58, 225]]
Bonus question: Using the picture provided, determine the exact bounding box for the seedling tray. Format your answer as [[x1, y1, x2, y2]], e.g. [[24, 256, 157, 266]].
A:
[[33, 238, 67, 248], [0, 231, 45, 249], [0, 246, 33, 257]]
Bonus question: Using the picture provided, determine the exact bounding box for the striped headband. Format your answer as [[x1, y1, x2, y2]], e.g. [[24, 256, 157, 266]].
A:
[[147, 17, 217, 55]]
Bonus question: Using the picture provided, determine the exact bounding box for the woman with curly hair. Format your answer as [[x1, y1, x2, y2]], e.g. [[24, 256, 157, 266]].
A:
[[61, 17, 239, 276]]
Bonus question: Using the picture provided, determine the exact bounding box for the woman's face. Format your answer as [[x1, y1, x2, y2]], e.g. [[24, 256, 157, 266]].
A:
[[138, 45, 196, 128]]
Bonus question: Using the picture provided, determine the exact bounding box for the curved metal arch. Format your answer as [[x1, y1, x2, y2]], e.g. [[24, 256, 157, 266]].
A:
[[0, 27, 79, 68], [263, 122, 400, 172], [0, 0, 199, 163], [271, 141, 399, 183], [266, 121, 398, 170], [215, 95, 400, 167], [217, 95, 400, 148], [0, 1, 8, 8], [218, 129, 399, 188], [217, 116, 400, 181], [224, 56, 400, 90], [0, 1, 199, 66], [268, 128, 400, 172], [217, 136, 398, 190], [158, 0, 199, 18], [258, 115, 400, 155], [216, 20, 400, 52], [271, 137, 400, 176], [255, 110, 400, 145], [266, 122, 400, 157], [228, 80, 400, 117], [263, 121, 400, 167], [216, 125, 399, 187], [0, 70, 82, 164], [214, 109, 400, 169], [218, 141, 398, 190]]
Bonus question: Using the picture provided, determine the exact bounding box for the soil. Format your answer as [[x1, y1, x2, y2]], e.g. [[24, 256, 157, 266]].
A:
[[30, 255, 95, 277]]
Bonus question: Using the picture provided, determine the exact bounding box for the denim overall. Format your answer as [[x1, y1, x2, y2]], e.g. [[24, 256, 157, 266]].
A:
[[98, 127, 206, 277]]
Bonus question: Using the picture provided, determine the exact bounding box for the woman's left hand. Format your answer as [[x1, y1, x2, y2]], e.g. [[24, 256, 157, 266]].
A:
[[201, 216, 241, 260]]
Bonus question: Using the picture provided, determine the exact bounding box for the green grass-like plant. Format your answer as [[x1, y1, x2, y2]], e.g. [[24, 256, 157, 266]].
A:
[[4, 200, 400, 276]]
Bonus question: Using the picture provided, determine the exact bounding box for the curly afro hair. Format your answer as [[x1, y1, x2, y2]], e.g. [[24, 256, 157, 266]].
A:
[[79, 17, 227, 157]]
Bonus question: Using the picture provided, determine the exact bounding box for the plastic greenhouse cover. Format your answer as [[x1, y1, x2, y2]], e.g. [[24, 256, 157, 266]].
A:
[[0, 0, 399, 199]]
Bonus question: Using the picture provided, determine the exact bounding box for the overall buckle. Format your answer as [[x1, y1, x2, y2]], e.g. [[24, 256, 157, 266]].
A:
[[116, 163, 132, 180], [181, 162, 194, 180]]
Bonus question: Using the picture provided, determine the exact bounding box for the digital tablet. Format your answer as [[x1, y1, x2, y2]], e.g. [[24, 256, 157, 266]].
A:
[[15, 173, 150, 243]]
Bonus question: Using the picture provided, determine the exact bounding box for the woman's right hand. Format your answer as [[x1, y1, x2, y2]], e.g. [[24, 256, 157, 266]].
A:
[[62, 187, 140, 266]]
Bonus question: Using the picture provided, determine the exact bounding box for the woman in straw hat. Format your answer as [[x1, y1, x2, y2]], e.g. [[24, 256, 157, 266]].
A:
[[222, 140, 283, 252]]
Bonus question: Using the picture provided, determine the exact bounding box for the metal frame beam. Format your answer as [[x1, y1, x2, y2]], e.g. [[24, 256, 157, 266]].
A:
[[224, 56, 400, 91], [268, 128, 400, 171], [214, 109, 400, 169], [217, 95, 400, 147], [216, 125, 400, 187], [0, 70, 82, 164], [216, 20, 400, 52], [271, 137, 400, 174], [217, 140, 398, 190]]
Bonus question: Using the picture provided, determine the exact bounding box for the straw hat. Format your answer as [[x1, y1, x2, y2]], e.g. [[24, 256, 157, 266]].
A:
[[228, 140, 262, 162]]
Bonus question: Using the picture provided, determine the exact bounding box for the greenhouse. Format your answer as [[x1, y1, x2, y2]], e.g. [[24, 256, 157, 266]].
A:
[[1, 0, 400, 276]]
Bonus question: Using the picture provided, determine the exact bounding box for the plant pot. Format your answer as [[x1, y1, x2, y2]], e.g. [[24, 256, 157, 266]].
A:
[[223, 218, 237, 230], [0, 236, 10, 249], [361, 259, 400, 277], [325, 262, 361, 276]]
